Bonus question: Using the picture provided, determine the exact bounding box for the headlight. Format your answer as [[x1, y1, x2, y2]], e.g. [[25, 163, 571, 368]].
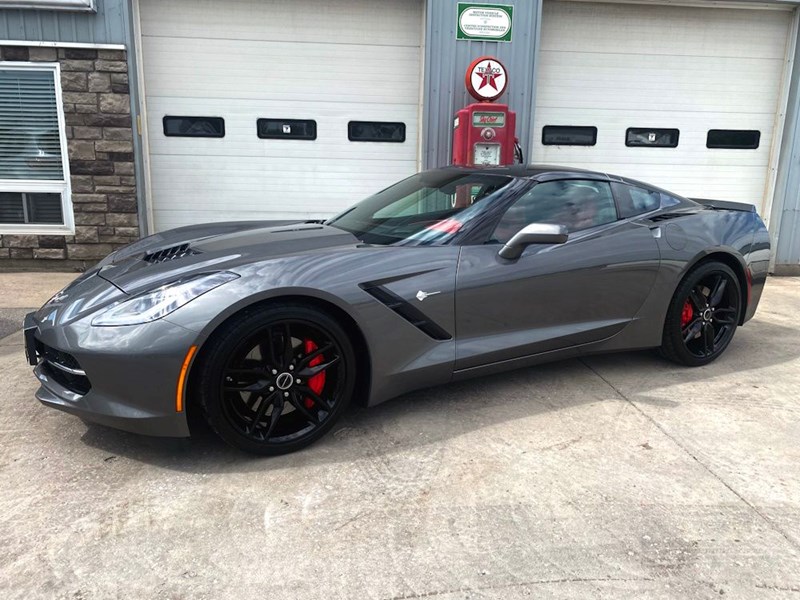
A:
[[92, 271, 239, 327]]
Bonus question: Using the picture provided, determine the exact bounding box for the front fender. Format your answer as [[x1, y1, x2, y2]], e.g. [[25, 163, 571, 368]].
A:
[[164, 247, 460, 406]]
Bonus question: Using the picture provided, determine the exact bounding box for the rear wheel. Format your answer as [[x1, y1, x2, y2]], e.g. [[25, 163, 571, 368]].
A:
[[196, 304, 355, 455], [660, 261, 742, 366]]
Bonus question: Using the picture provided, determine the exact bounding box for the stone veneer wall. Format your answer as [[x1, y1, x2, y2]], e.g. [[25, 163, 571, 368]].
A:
[[0, 45, 139, 271]]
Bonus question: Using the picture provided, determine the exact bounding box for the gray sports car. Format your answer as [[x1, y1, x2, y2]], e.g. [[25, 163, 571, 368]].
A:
[[24, 166, 770, 455]]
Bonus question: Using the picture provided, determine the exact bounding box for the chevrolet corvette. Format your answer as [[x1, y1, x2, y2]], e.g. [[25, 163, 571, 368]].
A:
[[24, 166, 770, 454]]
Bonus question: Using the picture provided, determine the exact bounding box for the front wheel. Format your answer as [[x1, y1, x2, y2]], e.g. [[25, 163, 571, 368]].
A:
[[195, 304, 356, 455], [660, 261, 742, 366]]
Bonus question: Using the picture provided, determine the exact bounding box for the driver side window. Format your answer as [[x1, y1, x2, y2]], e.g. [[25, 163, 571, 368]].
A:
[[492, 180, 617, 243]]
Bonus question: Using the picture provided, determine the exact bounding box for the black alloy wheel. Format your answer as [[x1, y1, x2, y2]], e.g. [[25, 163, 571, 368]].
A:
[[660, 261, 742, 366], [196, 304, 356, 455]]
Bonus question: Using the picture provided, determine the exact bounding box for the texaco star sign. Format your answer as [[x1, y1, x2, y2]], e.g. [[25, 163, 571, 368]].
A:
[[465, 56, 508, 102]]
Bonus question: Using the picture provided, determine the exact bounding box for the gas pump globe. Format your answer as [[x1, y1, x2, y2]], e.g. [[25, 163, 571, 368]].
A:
[[452, 56, 517, 167]]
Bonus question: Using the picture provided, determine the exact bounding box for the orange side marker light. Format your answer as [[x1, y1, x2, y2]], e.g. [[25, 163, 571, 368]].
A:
[[176, 345, 198, 413]]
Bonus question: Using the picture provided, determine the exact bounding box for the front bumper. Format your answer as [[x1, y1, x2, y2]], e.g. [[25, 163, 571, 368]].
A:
[[24, 311, 193, 438]]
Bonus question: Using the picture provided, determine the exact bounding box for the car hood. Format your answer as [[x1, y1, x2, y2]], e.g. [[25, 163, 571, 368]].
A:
[[95, 220, 361, 294]]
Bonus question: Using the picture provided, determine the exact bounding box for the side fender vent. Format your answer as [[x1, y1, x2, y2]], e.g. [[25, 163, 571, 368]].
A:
[[143, 243, 199, 264], [648, 212, 687, 223], [359, 283, 451, 341]]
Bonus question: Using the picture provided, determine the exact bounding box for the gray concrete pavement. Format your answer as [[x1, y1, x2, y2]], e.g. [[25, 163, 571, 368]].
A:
[[0, 275, 798, 599]]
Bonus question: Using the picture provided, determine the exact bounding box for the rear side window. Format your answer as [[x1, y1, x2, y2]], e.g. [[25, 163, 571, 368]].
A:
[[612, 183, 661, 218], [493, 179, 617, 242]]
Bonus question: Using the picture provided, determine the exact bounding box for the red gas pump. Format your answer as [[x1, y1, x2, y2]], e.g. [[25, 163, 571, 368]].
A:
[[452, 56, 517, 167]]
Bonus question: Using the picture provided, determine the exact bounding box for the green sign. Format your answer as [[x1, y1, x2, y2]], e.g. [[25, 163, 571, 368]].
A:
[[472, 111, 506, 127], [457, 3, 513, 43]]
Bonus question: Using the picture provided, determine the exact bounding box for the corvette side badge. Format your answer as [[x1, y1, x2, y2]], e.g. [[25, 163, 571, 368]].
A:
[[416, 290, 441, 302]]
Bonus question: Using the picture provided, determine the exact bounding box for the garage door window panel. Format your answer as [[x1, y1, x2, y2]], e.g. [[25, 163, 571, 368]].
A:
[[0, 63, 72, 234], [257, 118, 317, 140], [542, 126, 597, 146], [493, 180, 617, 242], [626, 128, 679, 148], [706, 130, 760, 150], [348, 121, 405, 143], [163, 116, 225, 138]]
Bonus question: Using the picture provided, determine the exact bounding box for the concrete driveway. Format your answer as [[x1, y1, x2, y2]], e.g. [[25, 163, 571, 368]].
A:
[[0, 274, 798, 599]]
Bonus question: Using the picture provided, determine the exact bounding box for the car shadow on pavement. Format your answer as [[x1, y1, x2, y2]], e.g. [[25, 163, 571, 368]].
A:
[[76, 317, 798, 473]]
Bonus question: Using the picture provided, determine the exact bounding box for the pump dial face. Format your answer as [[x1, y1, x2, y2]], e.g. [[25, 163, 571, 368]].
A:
[[473, 143, 501, 165]]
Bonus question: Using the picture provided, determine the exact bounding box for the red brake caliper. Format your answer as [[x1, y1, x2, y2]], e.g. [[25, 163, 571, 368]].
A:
[[303, 339, 325, 410], [680, 300, 694, 327]]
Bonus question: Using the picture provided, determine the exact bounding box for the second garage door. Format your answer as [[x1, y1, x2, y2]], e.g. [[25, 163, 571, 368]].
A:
[[532, 1, 794, 211], [139, 0, 423, 231]]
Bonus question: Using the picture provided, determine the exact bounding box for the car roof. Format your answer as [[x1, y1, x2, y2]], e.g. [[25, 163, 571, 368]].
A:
[[434, 164, 616, 179], [433, 164, 690, 200]]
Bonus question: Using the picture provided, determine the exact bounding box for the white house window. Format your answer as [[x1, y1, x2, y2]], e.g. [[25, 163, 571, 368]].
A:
[[0, 63, 73, 234]]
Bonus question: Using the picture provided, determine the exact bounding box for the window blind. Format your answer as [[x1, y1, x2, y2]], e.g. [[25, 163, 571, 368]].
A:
[[0, 192, 63, 224], [0, 69, 64, 181]]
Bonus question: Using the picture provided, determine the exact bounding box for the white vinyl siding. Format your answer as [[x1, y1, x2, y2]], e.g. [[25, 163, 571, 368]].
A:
[[139, 0, 423, 232], [0, 62, 72, 234], [532, 1, 793, 208]]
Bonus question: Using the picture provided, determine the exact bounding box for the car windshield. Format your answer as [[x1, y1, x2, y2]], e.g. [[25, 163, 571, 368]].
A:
[[327, 171, 514, 245]]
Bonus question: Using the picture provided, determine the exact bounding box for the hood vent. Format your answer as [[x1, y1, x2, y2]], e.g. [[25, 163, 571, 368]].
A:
[[143, 243, 199, 264]]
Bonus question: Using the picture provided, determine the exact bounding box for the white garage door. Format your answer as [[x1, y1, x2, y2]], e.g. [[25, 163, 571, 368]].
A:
[[533, 1, 794, 210], [139, 0, 422, 231]]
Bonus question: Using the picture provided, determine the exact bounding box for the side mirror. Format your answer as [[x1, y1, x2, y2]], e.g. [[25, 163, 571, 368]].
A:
[[498, 223, 569, 260]]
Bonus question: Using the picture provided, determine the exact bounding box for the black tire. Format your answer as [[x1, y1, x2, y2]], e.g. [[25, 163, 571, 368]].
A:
[[660, 261, 742, 366], [195, 303, 356, 455]]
